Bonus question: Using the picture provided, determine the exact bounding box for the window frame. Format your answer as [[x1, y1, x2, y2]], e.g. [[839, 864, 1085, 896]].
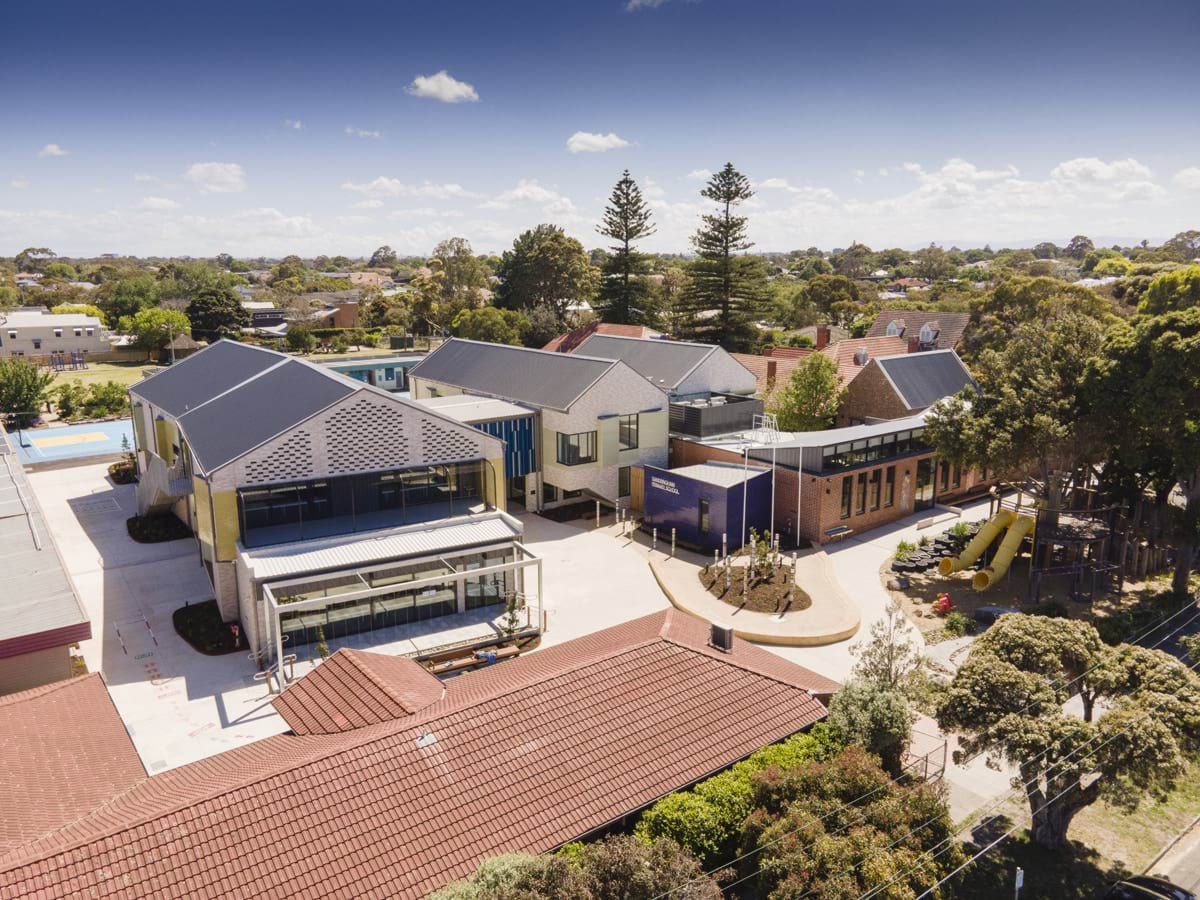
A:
[[869, 469, 881, 511], [840, 476, 853, 520], [617, 413, 639, 451], [855, 471, 867, 515], [883, 466, 895, 508], [618, 465, 631, 498], [556, 430, 598, 466]]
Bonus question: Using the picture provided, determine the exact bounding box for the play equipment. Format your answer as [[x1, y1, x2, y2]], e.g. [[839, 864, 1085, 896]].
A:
[[972, 514, 1035, 591], [938, 509, 1015, 576]]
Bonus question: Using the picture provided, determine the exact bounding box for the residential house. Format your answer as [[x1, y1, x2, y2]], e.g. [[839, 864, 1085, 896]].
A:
[[409, 338, 670, 507], [0, 610, 837, 899], [0, 308, 112, 360], [732, 334, 909, 400], [128, 340, 539, 665], [542, 321, 662, 353], [839, 349, 975, 425], [866, 309, 971, 351]]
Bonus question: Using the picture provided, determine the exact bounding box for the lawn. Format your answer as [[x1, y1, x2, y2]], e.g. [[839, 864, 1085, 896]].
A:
[[47, 359, 163, 388]]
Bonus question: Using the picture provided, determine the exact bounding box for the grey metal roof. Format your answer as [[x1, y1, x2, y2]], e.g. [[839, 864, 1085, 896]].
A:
[[658, 462, 772, 488], [417, 394, 535, 424], [571, 334, 714, 389], [131, 339, 284, 417], [177, 358, 355, 473], [874, 350, 975, 410], [408, 338, 617, 412], [0, 431, 90, 652]]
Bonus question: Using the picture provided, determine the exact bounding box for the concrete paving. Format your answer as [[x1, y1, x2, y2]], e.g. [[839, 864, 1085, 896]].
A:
[[1151, 816, 1200, 891]]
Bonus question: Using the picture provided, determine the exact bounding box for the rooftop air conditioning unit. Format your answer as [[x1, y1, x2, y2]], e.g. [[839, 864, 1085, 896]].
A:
[[710, 623, 734, 653]]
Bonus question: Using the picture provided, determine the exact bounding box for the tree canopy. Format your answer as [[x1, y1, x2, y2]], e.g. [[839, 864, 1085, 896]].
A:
[[495, 224, 599, 322], [595, 170, 657, 326], [186, 286, 248, 340], [451, 306, 527, 346], [122, 307, 191, 357], [767, 352, 844, 431], [0, 358, 56, 425]]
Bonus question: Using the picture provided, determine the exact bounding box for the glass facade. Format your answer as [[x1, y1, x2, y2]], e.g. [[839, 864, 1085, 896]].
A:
[[618, 414, 639, 451], [556, 431, 597, 466], [819, 428, 929, 473], [238, 460, 489, 548]]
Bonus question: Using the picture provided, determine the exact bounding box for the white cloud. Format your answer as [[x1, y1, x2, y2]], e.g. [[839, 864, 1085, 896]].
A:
[[686, 168, 712, 181], [184, 161, 247, 193], [134, 173, 159, 183], [387, 207, 466, 220], [878, 167, 889, 177], [627, 0, 670, 10], [406, 70, 479, 104], [642, 177, 666, 200], [481, 178, 565, 209], [351, 198, 384, 209], [344, 126, 381, 139], [1174, 167, 1200, 191], [566, 131, 631, 153], [341, 177, 480, 200], [10, 178, 29, 190], [38, 144, 69, 158], [1049, 157, 1162, 200], [285, 119, 303, 130], [136, 196, 180, 210], [854, 169, 866, 179]]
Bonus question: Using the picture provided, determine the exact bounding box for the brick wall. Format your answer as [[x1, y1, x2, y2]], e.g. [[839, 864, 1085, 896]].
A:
[[839, 361, 913, 425]]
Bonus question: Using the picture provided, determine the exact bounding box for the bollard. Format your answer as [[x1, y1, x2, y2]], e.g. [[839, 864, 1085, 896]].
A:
[[595, 500, 600, 528], [713, 549, 719, 572], [743, 565, 749, 596], [725, 563, 731, 591], [652, 527, 657, 552], [671, 528, 676, 558], [722, 533, 727, 560]]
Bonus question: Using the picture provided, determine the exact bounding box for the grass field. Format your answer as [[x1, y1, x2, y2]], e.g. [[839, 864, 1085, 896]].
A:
[[46, 360, 162, 388]]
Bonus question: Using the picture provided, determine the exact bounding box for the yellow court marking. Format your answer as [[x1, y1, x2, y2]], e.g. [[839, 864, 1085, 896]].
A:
[[32, 432, 109, 449]]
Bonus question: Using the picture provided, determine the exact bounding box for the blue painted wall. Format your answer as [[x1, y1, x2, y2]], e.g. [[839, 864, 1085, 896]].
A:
[[470, 415, 536, 479], [641, 465, 772, 552]]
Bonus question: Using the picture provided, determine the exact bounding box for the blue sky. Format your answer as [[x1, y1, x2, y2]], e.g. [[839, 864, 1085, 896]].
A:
[[3, 0, 1199, 257]]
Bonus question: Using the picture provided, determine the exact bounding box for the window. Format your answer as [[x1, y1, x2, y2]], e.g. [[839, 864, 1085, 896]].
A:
[[883, 466, 895, 508], [556, 430, 597, 466], [938, 461, 949, 492], [617, 414, 639, 451], [698, 498, 710, 534], [86, 327, 94, 337], [951, 465, 961, 490], [543, 483, 558, 504], [7, 330, 16, 339], [869, 469, 881, 511], [32, 338, 41, 350], [618, 465, 631, 498], [53, 328, 63, 338], [73, 328, 82, 337], [856, 472, 867, 515], [840, 477, 853, 519], [384, 367, 395, 381]]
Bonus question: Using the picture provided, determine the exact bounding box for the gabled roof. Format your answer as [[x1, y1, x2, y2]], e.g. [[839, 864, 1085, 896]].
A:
[[408, 338, 621, 411], [0, 610, 836, 899], [571, 334, 717, 389], [129, 338, 283, 417], [866, 309, 971, 349], [542, 322, 661, 353], [273, 650, 445, 735], [872, 350, 975, 410], [821, 335, 910, 386], [0, 675, 145, 854]]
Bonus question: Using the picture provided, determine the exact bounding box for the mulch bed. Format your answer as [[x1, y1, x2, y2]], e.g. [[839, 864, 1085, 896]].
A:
[[108, 462, 137, 484], [699, 565, 813, 614], [127, 513, 193, 543], [173, 600, 246, 655], [537, 500, 609, 523]]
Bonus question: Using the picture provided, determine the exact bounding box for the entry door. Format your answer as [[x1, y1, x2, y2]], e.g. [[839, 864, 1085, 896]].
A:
[[915, 458, 935, 510]]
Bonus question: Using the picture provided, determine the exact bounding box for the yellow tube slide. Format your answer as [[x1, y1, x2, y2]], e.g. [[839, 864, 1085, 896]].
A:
[[972, 514, 1035, 591], [938, 510, 1015, 576]]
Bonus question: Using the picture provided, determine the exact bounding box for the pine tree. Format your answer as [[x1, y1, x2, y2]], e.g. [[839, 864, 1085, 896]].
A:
[[683, 163, 768, 352], [595, 170, 657, 325]]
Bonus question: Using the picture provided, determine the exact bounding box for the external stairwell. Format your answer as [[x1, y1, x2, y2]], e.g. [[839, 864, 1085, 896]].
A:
[[135, 452, 192, 515]]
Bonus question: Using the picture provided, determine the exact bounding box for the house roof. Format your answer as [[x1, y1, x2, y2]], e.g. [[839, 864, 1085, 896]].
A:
[[272, 650, 445, 735], [571, 334, 717, 390], [821, 335, 910, 386], [0, 310, 103, 328], [0, 610, 836, 899], [0, 431, 90, 658], [0, 675, 145, 855], [130, 339, 285, 417], [873, 350, 975, 410], [866, 309, 971, 349], [542, 322, 661, 353], [730, 352, 808, 396], [408, 338, 621, 412]]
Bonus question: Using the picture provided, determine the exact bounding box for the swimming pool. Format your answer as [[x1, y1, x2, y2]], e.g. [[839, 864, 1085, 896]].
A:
[[9, 419, 135, 466]]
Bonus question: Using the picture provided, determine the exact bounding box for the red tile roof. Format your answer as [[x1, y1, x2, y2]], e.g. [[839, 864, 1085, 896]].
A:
[[821, 335, 910, 386], [272, 649, 446, 735], [866, 309, 971, 349], [542, 322, 661, 353], [0, 675, 145, 855], [733, 336, 910, 397], [0, 611, 836, 899], [763, 346, 815, 359]]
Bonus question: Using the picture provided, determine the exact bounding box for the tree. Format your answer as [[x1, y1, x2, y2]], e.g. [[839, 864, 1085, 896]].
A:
[[124, 307, 191, 359], [1092, 256, 1133, 276], [1033, 242, 1059, 260], [0, 358, 56, 425], [595, 170, 657, 326], [451, 307, 527, 345], [431, 237, 488, 305], [495, 224, 599, 322], [1138, 265, 1200, 315], [186, 286, 248, 340], [14, 247, 55, 273], [831, 242, 872, 278], [50, 304, 107, 326], [1064, 234, 1095, 259], [1084, 308, 1200, 594], [270, 255, 308, 285], [43, 261, 78, 280], [521, 305, 561, 348], [913, 244, 953, 281], [682, 163, 769, 351], [938, 614, 1200, 849], [368, 245, 397, 269], [850, 601, 921, 691], [362, 293, 411, 330], [803, 273, 861, 325], [409, 261, 449, 335], [768, 353, 844, 431], [962, 275, 1111, 358], [656, 267, 691, 336], [285, 325, 317, 353], [96, 272, 159, 321], [925, 310, 1105, 507], [1160, 229, 1200, 263], [827, 680, 914, 777]]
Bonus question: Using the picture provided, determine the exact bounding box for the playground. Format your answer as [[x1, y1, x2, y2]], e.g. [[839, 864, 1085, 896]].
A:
[[8, 419, 134, 466]]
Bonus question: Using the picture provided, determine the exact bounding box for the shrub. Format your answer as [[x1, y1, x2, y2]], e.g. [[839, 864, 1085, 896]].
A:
[[173, 600, 245, 655], [108, 460, 136, 484], [918, 535, 931, 548], [949, 521, 971, 540], [943, 610, 976, 637], [285, 326, 317, 352], [1026, 601, 1069, 619], [894, 539, 916, 562], [826, 680, 914, 777], [126, 513, 192, 543]]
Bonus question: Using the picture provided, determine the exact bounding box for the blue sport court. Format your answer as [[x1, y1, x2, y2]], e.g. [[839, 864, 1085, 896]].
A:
[[9, 419, 135, 466]]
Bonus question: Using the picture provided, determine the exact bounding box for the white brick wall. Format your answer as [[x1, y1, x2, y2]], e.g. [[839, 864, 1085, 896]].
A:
[[676, 348, 758, 396]]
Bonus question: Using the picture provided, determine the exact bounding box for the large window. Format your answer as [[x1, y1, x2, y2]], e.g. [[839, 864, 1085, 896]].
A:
[[819, 428, 930, 473], [869, 469, 881, 511], [618, 465, 632, 498], [840, 477, 853, 520], [557, 430, 597, 466], [617, 414, 639, 451], [883, 466, 895, 508], [855, 472, 867, 515]]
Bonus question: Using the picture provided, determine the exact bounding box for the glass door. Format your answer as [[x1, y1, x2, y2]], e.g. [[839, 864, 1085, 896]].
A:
[[915, 458, 935, 511]]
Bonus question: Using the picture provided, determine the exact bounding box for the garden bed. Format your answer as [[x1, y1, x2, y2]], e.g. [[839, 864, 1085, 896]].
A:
[[108, 461, 137, 484], [173, 600, 246, 655], [699, 564, 812, 614], [127, 513, 192, 543]]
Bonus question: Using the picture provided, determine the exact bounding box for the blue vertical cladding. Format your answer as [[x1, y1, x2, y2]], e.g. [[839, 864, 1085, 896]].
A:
[[641, 465, 772, 552], [471, 415, 536, 479]]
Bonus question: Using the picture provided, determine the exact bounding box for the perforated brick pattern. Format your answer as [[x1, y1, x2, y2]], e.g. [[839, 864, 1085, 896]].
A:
[[243, 430, 314, 483], [324, 397, 412, 474], [419, 419, 485, 463]]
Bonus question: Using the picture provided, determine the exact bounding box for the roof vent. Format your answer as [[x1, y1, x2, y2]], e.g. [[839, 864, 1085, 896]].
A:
[[853, 347, 870, 366], [416, 729, 437, 749], [709, 623, 734, 653]]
